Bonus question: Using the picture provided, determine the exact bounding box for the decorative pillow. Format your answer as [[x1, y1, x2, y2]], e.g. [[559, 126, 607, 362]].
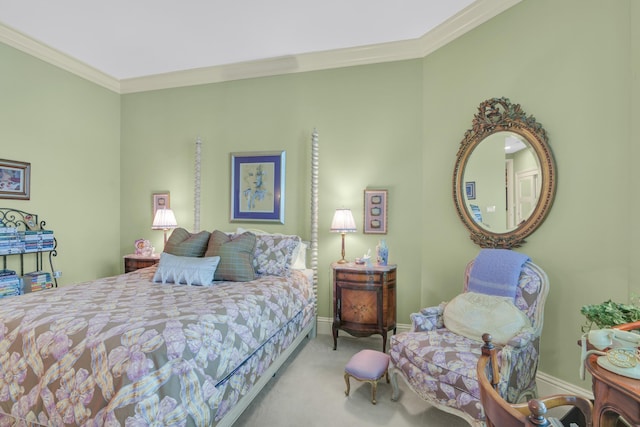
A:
[[205, 230, 256, 281], [153, 252, 220, 286], [442, 292, 532, 345], [164, 228, 211, 257], [235, 227, 304, 274], [252, 233, 301, 276]]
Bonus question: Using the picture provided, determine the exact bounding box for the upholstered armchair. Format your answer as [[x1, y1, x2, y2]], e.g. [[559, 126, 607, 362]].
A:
[[389, 252, 549, 427]]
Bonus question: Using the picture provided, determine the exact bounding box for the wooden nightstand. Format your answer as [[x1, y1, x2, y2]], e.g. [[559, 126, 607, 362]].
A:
[[332, 262, 397, 352], [124, 254, 160, 273]]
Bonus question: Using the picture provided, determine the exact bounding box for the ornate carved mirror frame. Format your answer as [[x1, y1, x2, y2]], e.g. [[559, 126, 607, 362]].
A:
[[453, 97, 556, 248]]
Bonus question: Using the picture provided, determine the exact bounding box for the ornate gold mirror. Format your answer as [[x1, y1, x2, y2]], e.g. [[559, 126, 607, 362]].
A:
[[453, 97, 556, 248]]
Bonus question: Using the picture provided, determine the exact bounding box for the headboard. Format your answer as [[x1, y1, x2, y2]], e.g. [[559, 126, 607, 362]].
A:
[[190, 129, 320, 315]]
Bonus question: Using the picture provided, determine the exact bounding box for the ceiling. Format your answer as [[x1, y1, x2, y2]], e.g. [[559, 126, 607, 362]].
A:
[[0, 0, 520, 92]]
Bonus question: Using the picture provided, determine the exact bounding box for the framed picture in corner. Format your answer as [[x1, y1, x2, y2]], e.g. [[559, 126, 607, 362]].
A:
[[364, 189, 388, 234], [230, 151, 286, 223], [152, 192, 170, 218], [0, 159, 30, 200]]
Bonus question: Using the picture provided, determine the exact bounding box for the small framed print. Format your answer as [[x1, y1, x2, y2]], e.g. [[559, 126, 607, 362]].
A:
[[152, 192, 170, 218], [364, 189, 388, 234], [0, 159, 30, 200], [465, 181, 476, 200]]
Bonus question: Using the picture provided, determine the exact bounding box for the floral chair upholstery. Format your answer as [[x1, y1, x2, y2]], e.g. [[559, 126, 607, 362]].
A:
[[389, 260, 549, 427]]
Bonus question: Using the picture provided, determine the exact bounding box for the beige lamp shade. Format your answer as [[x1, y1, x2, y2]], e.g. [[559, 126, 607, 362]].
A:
[[330, 208, 357, 233], [331, 208, 356, 263], [152, 208, 178, 245]]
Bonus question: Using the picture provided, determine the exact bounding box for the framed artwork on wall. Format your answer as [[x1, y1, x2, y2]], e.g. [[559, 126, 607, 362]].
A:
[[152, 192, 170, 218], [364, 189, 388, 234], [0, 159, 30, 200], [230, 151, 285, 223], [465, 181, 476, 200]]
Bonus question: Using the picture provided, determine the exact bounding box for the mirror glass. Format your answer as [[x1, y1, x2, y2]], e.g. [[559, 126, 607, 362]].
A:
[[463, 131, 541, 233], [453, 98, 556, 248]]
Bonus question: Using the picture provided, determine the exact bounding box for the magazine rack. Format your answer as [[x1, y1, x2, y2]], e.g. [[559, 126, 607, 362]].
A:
[[0, 208, 58, 287]]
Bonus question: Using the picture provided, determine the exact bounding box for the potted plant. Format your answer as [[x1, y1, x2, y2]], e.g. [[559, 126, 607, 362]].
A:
[[581, 299, 640, 332]]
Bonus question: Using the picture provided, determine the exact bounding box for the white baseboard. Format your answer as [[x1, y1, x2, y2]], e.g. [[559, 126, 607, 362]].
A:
[[316, 316, 592, 400], [536, 370, 593, 400]]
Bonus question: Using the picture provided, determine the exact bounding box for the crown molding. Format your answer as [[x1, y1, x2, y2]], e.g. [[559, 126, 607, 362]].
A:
[[0, 22, 120, 93], [1, 0, 521, 94], [120, 0, 521, 93], [417, 0, 522, 57]]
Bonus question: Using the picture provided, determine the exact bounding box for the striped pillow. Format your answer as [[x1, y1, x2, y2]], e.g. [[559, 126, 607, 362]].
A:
[[164, 228, 211, 257], [205, 230, 256, 281]]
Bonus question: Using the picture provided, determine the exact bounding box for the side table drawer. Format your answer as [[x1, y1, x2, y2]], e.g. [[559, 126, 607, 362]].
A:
[[124, 255, 160, 273], [336, 270, 394, 284]]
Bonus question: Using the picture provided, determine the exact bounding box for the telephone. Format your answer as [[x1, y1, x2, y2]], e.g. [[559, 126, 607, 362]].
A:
[[580, 329, 640, 379]]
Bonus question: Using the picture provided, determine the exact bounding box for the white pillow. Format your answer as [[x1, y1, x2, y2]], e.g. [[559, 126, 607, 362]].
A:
[[291, 241, 308, 270], [153, 252, 220, 286], [442, 292, 531, 345]]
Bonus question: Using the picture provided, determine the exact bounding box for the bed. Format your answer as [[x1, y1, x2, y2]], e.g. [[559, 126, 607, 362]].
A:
[[0, 132, 321, 426]]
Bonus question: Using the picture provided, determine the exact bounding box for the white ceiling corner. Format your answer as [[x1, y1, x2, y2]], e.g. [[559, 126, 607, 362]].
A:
[[0, 0, 521, 94]]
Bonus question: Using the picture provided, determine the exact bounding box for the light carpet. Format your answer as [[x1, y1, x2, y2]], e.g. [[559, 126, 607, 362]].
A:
[[233, 333, 471, 427]]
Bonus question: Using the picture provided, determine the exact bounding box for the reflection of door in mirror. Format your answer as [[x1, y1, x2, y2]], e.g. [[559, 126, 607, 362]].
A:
[[506, 133, 541, 228], [515, 169, 540, 225]]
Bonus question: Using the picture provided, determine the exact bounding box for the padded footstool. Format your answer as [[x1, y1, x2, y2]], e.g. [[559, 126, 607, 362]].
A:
[[344, 349, 390, 404]]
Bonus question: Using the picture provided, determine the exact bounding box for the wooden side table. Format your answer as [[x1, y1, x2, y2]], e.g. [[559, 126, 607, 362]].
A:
[[124, 254, 160, 273], [332, 262, 397, 353], [586, 354, 640, 426]]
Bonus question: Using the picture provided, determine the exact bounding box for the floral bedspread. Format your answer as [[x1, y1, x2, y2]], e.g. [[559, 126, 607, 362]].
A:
[[0, 267, 315, 426]]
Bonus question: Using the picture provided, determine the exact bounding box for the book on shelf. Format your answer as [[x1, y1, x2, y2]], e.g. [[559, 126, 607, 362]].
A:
[[0, 278, 19, 286], [30, 282, 53, 292], [0, 274, 19, 286], [0, 230, 54, 254], [24, 271, 52, 282], [0, 274, 21, 297], [0, 289, 20, 297]]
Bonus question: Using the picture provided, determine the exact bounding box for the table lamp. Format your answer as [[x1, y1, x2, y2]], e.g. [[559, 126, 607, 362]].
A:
[[152, 208, 178, 246], [330, 208, 357, 263]]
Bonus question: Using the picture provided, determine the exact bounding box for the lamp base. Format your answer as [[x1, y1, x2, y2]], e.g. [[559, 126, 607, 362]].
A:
[[337, 258, 348, 264]]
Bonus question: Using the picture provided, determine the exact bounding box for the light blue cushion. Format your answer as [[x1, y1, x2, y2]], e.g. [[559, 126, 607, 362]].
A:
[[153, 252, 220, 286]]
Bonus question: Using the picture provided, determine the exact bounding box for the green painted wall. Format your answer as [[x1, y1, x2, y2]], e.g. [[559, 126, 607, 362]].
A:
[[422, 0, 633, 385], [3, 0, 638, 389], [120, 62, 424, 326], [0, 43, 121, 285]]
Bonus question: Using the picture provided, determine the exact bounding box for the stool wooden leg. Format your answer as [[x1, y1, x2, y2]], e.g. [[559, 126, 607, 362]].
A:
[[344, 373, 351, 396], [371, 380, 378, 405]]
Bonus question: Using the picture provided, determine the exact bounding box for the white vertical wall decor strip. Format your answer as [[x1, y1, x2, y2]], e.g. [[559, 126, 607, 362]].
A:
[[311, 129, 319, 316], [194, 136, 202, 232]]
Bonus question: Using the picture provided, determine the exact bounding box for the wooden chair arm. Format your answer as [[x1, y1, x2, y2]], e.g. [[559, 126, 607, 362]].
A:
[[536, 395, 593, 426], [613, 320, 640, 331], [480, 334, 594, 427]]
